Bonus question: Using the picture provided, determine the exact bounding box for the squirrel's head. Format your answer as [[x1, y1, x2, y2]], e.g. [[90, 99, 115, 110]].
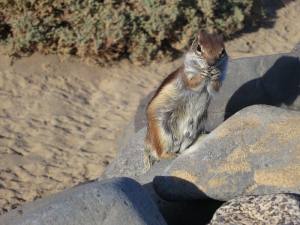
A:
[[184, 30, 228, 82], [191, 30, 227, 67]]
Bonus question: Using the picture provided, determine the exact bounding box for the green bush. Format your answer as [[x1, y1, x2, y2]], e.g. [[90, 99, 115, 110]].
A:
[[0, 0, 263, 64]]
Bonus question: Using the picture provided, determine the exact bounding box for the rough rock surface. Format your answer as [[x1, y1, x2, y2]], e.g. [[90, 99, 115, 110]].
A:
[[0, 177, 167, 225], [103, 128, 149, 179], [154, 105, 300, 201], [133, 48, 300, 133], [102, 47, 300, 225], [102, 128, 222, 225], [209, 194, 300, 225]]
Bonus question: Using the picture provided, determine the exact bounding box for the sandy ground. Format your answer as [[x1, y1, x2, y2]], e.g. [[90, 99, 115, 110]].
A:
[[0, 1, 300, 214]]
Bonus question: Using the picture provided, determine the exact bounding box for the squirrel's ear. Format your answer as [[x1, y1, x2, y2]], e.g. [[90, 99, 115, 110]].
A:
[[197, 30, 207, 40], [198, 30, 212, 44]]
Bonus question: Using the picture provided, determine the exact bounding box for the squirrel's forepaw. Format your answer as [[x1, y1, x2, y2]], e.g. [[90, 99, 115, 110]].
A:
[[143, 151, 158, 171]]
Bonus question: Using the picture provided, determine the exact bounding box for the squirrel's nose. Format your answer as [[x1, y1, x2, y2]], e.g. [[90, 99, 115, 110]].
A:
[[207, 60, 216, 66]]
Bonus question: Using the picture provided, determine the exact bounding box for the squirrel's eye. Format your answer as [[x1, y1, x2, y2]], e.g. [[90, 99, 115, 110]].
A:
[[220, 48, 226, 57], [196, 45, 202, 53]]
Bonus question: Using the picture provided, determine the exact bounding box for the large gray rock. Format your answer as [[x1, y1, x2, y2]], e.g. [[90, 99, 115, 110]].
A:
[[103, 128, 150, 179], [102, 129, 221, 225], [133, 49, 300, 133], [104, 47, 300, 225], [154, 105, 300, 201], [0, 177, 167, 225], [208, 53, 300, 131], [209, 194, 300, 225]]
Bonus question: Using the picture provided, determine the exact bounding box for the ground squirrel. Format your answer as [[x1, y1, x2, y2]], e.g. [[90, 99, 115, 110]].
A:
[[145, 30, 228, 165]]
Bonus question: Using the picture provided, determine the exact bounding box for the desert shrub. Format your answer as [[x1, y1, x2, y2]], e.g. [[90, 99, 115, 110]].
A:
[[0, 0, 263, 64]]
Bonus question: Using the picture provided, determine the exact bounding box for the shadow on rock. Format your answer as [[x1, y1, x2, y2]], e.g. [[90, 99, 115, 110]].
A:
[[153, 176, 209, 201], [225, 56, 300, 119], [143, 181, 223, 225]]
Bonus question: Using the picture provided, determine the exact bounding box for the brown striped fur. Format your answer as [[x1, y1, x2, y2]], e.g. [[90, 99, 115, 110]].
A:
[[145, 68, 181, 159]]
